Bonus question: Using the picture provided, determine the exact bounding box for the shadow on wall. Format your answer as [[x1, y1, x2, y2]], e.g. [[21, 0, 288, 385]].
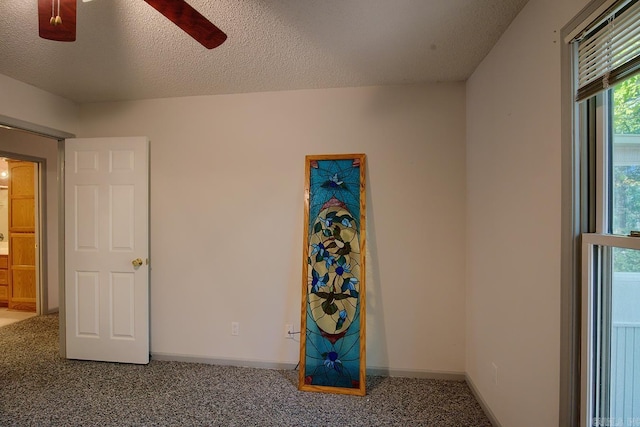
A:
[[363, 167, 390, 377]]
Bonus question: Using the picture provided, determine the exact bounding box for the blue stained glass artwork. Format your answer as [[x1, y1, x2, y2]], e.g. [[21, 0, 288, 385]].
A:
[[299, 154, 366, 396]]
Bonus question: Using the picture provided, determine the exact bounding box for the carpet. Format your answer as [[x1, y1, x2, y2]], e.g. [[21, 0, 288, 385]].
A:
[[0, 314, 492, 426]]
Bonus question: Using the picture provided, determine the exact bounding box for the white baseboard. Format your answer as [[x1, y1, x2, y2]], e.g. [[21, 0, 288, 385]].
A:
[[367, 365, 466, 380], [151, 352, 465, 381], [151, 352, 298, 371], [465, 373, 502, 427]]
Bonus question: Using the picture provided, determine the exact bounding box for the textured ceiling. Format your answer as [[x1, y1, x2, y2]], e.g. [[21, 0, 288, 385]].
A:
[[0, 0, 529, 104]]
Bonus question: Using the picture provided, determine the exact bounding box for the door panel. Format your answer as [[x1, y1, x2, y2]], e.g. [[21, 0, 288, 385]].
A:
[[75, 185, 99, 250], [65, 137, 149, 364]]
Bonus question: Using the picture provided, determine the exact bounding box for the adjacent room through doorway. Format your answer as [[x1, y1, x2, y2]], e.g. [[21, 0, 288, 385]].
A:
[[0, 158, 39, 314]]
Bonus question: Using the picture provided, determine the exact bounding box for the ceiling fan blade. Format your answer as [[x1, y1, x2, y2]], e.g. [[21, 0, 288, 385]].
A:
[[38, 0, 76, 42], [143, 0, 227, 49]]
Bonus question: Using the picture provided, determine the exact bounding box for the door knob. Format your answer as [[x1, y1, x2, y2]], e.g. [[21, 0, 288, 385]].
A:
[[132, 258, 143, 267]]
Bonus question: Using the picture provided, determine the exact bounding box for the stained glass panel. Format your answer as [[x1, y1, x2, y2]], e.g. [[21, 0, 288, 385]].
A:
[[299, 154, 366, 396]]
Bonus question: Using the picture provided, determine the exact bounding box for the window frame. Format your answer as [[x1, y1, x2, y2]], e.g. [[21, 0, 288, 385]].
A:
[[582, 234, 640, 425], [561, 1, 640, 426]]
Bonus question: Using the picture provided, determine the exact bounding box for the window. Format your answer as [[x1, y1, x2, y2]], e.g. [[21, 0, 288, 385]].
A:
[[584, 80, 640, 427], [571, 1, 640, 426]]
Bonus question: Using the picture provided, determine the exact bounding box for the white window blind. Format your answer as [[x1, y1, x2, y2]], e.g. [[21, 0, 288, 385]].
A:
[[574, 0, 640, 101]]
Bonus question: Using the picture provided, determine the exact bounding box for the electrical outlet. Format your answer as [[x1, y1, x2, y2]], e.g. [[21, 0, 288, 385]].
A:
[[231, 321, 239, 336], [285, 324, 293, 339], [492, 363, 498, 385]]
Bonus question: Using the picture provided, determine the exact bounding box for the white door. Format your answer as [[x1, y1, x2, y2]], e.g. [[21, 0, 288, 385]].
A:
[[65, 137, 149, 364]]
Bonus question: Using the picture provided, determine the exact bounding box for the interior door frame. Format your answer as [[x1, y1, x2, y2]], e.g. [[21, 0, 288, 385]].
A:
[[0, 114, 74, 357]]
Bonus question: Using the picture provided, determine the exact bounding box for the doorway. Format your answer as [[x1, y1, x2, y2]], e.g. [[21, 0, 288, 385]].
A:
[[0, 116, 71, 357], [0, 125, 62, 319], [0, 157, 40, 314]]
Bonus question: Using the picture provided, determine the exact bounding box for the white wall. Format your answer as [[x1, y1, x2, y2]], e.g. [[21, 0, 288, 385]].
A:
[[0, 74, 79, 134], [78, 84, 467, 373], [0, 127, 61, 312], [466, 0, 589, 425]]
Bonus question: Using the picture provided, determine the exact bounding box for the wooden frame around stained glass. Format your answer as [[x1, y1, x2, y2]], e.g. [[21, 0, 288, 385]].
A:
[[298, 153, 366, 396]]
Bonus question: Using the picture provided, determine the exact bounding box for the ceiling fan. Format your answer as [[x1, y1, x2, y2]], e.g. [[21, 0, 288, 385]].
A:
[[38, 0, 227, 49]]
